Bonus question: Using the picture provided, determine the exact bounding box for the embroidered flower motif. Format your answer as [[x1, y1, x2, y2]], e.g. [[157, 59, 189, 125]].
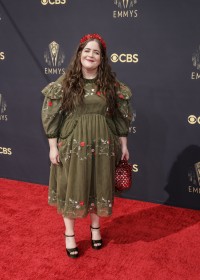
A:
[[58, 142, 62, 147], [48, 101, 53, 106], [96, 91, 101, 96], [64, 137, 115, 161], [118, 93, 125, 99], [80, 142, 85, 147], [91, 203, 95, 206], [79, 201, 84, 206]]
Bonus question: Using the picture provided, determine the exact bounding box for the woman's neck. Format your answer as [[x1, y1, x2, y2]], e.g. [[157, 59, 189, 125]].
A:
[[82, 68, 97, 79]]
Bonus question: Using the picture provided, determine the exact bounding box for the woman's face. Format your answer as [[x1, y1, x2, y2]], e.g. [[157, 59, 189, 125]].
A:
[[80, 40, 101, 73]]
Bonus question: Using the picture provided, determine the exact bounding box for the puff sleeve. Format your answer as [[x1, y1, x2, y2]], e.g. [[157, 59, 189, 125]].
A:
[[113, 82, 133, 137], [41, 75, 65, 138]]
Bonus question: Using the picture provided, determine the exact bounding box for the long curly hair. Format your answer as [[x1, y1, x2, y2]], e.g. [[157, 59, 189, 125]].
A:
[[61, 38, 118, 115]]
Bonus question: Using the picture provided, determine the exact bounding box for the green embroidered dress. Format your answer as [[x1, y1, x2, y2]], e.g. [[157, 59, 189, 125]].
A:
[[41, 75, 133, 218]]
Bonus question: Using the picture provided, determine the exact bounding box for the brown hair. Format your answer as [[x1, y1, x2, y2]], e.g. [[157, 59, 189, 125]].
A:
[[61, 38, 118, 115]]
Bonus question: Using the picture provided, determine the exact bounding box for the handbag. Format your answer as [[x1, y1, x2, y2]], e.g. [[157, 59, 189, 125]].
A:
[[115, 159, 132, 192]]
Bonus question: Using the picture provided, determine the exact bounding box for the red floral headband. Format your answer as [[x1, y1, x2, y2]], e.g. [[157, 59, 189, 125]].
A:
[[80, 34, 106, 50]]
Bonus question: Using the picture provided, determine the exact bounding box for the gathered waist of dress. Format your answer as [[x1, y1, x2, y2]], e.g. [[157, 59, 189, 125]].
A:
[[59, 113, 110, 140], [66, 112, 106, 120], [72, 112, 107, 119]]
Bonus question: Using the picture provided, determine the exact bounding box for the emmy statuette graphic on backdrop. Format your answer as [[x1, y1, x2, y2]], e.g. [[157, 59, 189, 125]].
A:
[[113, 0, 138, 18], [192, 45, 200, 70], [0, 94, 7, 121], [44, 41, 65, 75], [191, 45, 200, 79], [114, 0, 137, 9], [188, 162, 200, 191], [44, 41, 65, 67]]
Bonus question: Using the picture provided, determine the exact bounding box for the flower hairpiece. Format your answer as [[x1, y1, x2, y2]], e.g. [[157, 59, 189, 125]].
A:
[[80, 33, 106, 50]]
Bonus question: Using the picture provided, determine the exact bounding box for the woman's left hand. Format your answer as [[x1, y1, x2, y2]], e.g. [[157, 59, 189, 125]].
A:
[[121, 146, 129, 160], [119, 137, 129, 160]]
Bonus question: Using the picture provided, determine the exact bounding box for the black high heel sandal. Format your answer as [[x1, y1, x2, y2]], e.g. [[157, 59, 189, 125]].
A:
[[90, 226, 103, 250], [64, 234, 79, 258]]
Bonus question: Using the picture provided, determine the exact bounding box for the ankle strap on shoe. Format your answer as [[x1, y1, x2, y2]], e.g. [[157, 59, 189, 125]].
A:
[[90, 226, 100, 230], [64, 233, 75, 237]]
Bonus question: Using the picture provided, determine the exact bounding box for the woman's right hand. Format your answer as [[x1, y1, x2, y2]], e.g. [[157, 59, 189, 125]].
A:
[[49, 146, 60, 165]]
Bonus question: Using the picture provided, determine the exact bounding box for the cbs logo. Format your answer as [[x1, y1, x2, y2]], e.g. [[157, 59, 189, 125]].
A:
[[0, 52, 5, 60], [0, 147, 12, 155], [188, 115, 200, 125], [41, 0, 67, 5], [111, 53, 139, 63]]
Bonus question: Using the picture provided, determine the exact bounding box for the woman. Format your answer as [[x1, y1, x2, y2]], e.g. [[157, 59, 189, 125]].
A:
[[41, 33, 133, 258]]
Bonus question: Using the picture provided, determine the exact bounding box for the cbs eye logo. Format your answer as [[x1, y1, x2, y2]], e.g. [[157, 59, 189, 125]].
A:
[[188, 115, 200, 125], [41, 0, 67, 5], [111, 53, 139, 63]]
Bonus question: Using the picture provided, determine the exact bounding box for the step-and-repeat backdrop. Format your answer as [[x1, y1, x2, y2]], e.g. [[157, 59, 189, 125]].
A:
[[1, 0, 200, 209]]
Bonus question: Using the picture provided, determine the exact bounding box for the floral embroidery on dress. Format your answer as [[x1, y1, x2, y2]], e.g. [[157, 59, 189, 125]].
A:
[[48, 101, 53, 106], [58, 142, 62, 147], [118, 93, 125, 99], [118, 101, 132, 119], [97, 197, 112, 208], [84, 85, 106, 98], [97, 197, 113, 216], [84, 89, 95, 97], [84, 82, 97, 97], [48, 190, 113, 218], [60, 138, 116, 161]]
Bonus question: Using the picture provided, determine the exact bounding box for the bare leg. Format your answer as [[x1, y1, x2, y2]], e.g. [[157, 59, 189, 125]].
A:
[[63, 216, 78, 255], [90, 213, 102, 247]]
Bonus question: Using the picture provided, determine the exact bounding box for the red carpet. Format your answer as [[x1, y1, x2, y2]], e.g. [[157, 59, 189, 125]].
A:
[[1, 178, 200, 280]]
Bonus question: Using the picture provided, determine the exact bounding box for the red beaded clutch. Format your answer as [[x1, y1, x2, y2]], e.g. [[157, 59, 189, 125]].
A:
[[115, 160, 132, 191]]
